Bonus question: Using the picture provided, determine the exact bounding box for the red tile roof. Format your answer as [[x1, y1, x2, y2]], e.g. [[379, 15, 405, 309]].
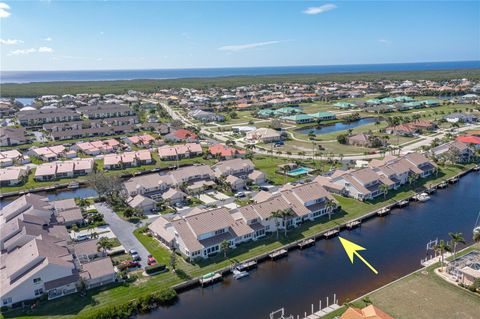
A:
[[456, 135, 480, 145]]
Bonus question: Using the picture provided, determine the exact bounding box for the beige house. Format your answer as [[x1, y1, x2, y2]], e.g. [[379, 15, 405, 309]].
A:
[[162, 188, 186, 205], [246, 128, 281, 143], [80, 258, 116, 289], [248, 170, 266, 185], [212, 158, 255, 178], [0, 167, 29, 186], [127, 194, 157, 213], [226, 175, 245, 191]]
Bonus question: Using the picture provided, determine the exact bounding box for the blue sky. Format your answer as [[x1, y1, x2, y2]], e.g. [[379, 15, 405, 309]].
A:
[[1, 1, 479, 71]]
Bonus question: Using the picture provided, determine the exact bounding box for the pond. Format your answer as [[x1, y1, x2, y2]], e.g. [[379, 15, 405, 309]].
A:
[[297, 117, 379, 135]]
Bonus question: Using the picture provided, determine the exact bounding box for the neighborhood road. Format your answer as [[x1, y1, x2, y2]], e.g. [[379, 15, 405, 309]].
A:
[[95, 203, 150, 267]]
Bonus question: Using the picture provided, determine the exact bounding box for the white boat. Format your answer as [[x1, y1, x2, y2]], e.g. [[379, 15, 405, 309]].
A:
[[417, 192, 431, 202], [67, 181, 80, 189], [232, 268, 249, 280]]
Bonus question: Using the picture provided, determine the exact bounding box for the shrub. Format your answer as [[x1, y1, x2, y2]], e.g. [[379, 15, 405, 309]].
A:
[[145, 263, 167, 274]]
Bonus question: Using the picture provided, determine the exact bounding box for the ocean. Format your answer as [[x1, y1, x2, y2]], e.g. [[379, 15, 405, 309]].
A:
[[1, 61, 479, 84]]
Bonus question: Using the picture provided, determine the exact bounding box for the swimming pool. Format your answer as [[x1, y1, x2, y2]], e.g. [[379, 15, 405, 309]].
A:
[[287, 167, 313, 176]]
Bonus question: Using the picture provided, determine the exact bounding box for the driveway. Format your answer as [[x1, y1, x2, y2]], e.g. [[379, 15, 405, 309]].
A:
[[95, 203, 150, 267]]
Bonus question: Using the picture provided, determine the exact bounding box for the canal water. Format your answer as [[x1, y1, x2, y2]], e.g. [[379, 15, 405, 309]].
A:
[[0, 187, 97, 208], [142, 172, 480, 319], [297, 117, 379, 135]]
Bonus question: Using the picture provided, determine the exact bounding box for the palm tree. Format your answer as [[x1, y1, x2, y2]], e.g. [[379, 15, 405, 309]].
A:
[[281, 208, 295, 237], [271, 210, 283, 239], [220, 240, 230, 258], [448, 232, 466, 261], [325, 199, 337, 220], [473, 231, 480, 243], [97, 237, 114, 254], [169, 249, 177, 272], [379, 184, 389, 199], [433, 240, 451, 268]]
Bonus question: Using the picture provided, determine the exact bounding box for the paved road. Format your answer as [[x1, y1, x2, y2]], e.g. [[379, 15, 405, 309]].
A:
[[95, 203, 150, 267]]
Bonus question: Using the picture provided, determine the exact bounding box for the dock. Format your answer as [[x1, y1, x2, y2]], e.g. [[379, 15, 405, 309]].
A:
[[437, 181, 448, 188], [377, 207, 390, 216], [236, 260, 257, 271], [269, 249, 288, 260], [199, 273, 222, 287], [448, 177, 459, 184], [298, 238, 315, 249], [346, 220, 361, 230], [323, 228, 339, 238], [396, 200, 409, 207]]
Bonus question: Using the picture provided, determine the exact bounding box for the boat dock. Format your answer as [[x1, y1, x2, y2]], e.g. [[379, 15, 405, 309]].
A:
[[298, 239, 315, 249], [236, 260, 258, 271], [377, 207, 390, 216], [396, 199, 409, 207], [449, 177, 459, 184], [199, 273, 223, 287], [346, 220, 361, 230], [323, 228, 339, 238], [270, 294, 340, 319], [437, 181, 448, 188], [269, 249, 288, 260]]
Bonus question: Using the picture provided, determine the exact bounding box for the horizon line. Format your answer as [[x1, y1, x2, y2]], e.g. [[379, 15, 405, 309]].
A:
[[2, 60, 479, 73]]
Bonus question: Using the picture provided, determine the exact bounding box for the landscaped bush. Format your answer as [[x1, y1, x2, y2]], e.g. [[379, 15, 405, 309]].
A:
[[145, 263, 167, 274], [77, 288, 177, 319]]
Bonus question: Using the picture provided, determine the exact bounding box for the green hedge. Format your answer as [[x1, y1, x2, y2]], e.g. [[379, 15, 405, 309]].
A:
[[145, 263, 167, 274], [76, 288, 177, 319]]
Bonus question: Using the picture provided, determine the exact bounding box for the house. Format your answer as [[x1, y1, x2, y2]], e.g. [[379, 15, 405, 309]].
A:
[[103, 150, 152, 170], [431, 141, 474, 163], [0, 167, 29, 186], [444, 113, 478, 123], [127, 194, 157, 213], [248, 170, 266, 185], [34, 159, 94, 181], [162, 188, 187, 205], [77, 104, 135, 119], [347, 133, 385, 148], [188, 109, 225, 122], [29, 145, 66, 162], [17, 109, 81, 126], [459, 264, 480, 286], [165, 129, 198, 142], [340, 305, 394, 319], [123, 173, 174, 200], [73, 239, 104, 263], [0, 127, 29, 146], [79, 257, 116, 289], [208, 144, 246, 160], [148, 207, 255, 260], [246, 128, 282, 143], [74, 139, 120, 156], [456, 135, 480, 149], [52, 199, 84, 227], [125, 134, 156, 147], [226, 175, 245, 191], [335, 167, 394, 201], [157, 143, 202, 161], [212, 158, 255, 178]]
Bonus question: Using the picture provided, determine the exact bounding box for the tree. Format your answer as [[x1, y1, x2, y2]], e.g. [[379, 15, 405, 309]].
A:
[[325, 199, 337, 220], [337, 134, 348, 145], [433, 240, 451, 268], [97, 237, 114, 253], [169, 249, 177, 272], [474, 231, 480, 243], [379, 184, 389, 199], [448, 232, 466, 261], [271, 210, 283, 239], [86, 171, 123, 202], [220, 240, 230, 258], [280, 208, 295, 237]]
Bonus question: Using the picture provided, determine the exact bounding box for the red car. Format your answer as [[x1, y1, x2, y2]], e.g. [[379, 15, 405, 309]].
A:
[[147, 255, 157, 266]]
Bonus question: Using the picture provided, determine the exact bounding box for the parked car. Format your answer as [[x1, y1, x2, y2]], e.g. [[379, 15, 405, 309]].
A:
[[147, 255, 157, 266], [235, 192, 246, 198]]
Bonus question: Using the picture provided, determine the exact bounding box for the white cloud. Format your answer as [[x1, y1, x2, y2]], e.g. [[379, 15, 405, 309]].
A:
[[8, 47, 54, 56], [38, 46, 53, 53], [44, 37, 53, 42], [0, 2, 11, 18], [378, 39, 392, 46], [303, 4, 337, 15], [0, 38, 23, 45], [219, 40, 282, 52]]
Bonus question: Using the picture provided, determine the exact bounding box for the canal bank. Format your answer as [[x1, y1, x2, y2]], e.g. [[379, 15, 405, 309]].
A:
[[141, 171, 480, 319]]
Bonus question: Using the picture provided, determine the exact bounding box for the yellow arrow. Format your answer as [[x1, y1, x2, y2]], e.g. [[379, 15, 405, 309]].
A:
[[339, 236, 378, 274]]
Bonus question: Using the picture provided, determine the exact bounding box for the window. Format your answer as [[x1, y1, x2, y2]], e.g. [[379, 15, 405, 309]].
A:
[[214, 229, 225, 235], [34, 288, 43, 296], [3, 297, 12, 305], [33, 277, 42, 284]]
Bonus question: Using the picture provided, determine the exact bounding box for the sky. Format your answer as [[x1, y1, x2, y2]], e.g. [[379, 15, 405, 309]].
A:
[[0, 1, 479, 71]]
